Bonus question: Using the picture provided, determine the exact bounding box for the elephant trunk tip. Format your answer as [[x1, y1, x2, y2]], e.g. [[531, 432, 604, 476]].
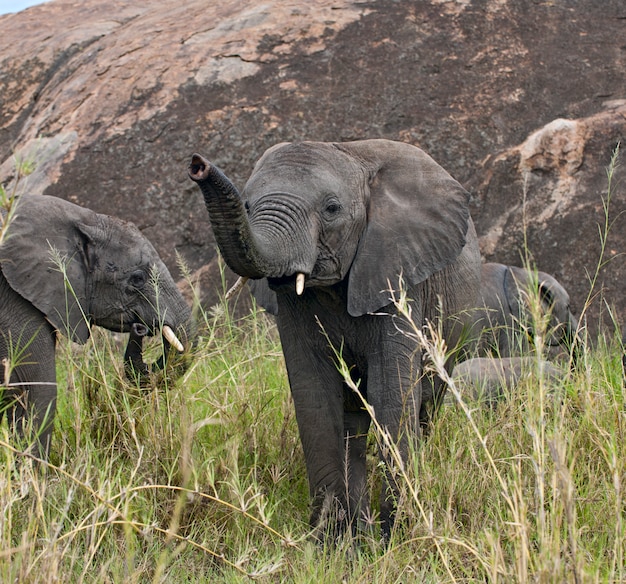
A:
[[188, 154, 210, 182]]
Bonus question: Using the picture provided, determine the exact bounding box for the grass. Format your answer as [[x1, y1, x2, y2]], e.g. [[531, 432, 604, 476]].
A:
[[0, 147, 622, 582], [0, 287, 623, 583]]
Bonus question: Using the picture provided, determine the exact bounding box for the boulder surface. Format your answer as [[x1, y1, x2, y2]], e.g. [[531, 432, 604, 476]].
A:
[[1, 0, 625, 328]]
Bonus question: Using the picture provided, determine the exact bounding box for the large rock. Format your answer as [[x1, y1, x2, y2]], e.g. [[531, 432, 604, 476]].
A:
[[471, 103, 626, 334], [0, 0, 625, 328]]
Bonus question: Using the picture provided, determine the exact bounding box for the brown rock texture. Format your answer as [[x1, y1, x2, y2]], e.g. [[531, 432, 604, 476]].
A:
[[1, 0, 625, 331]]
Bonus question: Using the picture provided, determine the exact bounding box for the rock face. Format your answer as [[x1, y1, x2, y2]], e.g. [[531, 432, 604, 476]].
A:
[[471, 103, 626, 334], [1, 0, 625, 330]]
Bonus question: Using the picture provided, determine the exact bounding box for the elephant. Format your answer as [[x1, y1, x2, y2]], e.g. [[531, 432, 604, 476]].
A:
[[188, 139, 481, 541], [451, 356, 563, 407], [468, 263, 580, 360], [124, 322, 164, 380], [0, 193, 194, 460]]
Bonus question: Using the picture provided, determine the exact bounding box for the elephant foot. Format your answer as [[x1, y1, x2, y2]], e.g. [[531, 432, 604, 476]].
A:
[[310, 492, 350, 545], [309, 490, 381, 547]]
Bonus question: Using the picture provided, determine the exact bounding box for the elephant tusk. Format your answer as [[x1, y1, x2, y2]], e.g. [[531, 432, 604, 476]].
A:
[[225, 276, 249, 300], [163, 325, 184, 352], [296, 273, 305, 296]]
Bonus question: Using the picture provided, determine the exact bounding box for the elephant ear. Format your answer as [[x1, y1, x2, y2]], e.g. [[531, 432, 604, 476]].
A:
[[538, 279, 556, 309], [0, 194, 95, 343], [340, 140, 472, 316], [504, 266, 536, 318]]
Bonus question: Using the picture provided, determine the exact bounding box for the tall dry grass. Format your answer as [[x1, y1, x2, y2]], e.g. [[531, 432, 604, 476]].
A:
[[0, 147, 622, 582]]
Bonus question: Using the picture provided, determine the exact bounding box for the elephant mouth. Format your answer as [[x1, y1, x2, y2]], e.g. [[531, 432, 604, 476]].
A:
[[267, 269, 343, 295], [267, 273, 308, 295], [127, 319, 185, 353], [124, 322, 186, 382]]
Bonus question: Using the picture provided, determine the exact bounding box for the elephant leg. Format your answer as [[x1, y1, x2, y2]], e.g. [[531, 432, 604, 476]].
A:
[[1, 325, 57, 461], [343, 402, 371, 535], [291, 375, 348, 541], [276, 321, 352, 540], [367, 343, 422, 541], [419, 371, 449, 434]]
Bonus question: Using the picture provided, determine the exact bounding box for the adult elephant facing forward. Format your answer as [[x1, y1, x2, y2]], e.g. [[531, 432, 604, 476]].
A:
[[189, 139, 481, 541]]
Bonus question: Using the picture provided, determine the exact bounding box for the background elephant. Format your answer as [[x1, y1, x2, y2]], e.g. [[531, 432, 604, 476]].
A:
[[468, 263, 579, 360], [188, 139, 481, 541], [451, 356, 563, 407], [0, 194, 194, 459]]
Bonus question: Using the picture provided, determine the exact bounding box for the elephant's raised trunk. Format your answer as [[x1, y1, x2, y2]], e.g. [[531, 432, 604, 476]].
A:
[[188, 155, 268, 280]]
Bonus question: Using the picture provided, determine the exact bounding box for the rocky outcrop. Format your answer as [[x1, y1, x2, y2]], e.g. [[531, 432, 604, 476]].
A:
[[1, 0, 625, 329], [471, 102, 626, 332]]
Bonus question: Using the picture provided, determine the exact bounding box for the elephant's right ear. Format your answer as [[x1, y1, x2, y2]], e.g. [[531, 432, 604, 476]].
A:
[[0, 194, 93, 344], [75, 221, 99, 273]]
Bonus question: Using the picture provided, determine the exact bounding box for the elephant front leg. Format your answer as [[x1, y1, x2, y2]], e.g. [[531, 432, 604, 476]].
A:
[[368, 345, 423, 542], [344, 405, 372, 536], [2, 326, 58, 462], [290, 374, 349, 542]]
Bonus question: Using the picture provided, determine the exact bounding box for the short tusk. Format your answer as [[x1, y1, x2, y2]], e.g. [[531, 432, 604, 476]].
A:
[[163, 325, 184, 352], [296, 273, 305, 296], [225, 276, 249, 300]]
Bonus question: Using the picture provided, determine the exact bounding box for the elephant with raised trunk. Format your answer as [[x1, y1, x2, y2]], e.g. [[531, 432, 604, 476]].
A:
[[0, 194, 194, 459], [469, 263, 580, 360], [189, 139, 481, 541]]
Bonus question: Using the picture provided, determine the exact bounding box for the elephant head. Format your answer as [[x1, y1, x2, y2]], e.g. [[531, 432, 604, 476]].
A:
[[1, 194, 192, 354], [188, 139, 472, 316], [189, 139, 480, 542], [473, 262, 579, 359], [0, 194, 194, 457]]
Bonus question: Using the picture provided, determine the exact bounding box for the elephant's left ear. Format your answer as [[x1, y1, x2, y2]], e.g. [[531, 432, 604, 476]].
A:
[[340, 140, 472, 316], [0, 194, 93, 344]]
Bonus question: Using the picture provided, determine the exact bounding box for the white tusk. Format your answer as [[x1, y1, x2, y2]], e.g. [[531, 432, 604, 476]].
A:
[[225, 276, 249, 300], [163, 325, 184, 352], [296, 273, 305, 296]]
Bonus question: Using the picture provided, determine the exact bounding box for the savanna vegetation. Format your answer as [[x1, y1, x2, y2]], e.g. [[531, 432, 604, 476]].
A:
[[0, 150, 623, 583]]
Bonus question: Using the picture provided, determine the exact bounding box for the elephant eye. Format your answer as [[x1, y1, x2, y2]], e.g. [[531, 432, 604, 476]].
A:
[[128, 270, 147, 289], [323, 200, 342, 217]]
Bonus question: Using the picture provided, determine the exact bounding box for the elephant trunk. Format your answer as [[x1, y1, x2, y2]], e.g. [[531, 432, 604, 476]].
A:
[[188, 154, 269, 280], [124, 317, 196, 383], [124, 323, 151, 379]]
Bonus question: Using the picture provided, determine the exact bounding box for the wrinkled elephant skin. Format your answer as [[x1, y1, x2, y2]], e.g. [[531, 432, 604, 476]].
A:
[[0, 194, 194, 459], [189, 139, 481, 541]]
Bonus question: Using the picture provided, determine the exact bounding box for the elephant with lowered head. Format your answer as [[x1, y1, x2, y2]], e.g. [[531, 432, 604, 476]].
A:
[[468, 263, 579, 360], [0, 194, 194, 459], [452, 356, 563, 406], [188, 139, 481, 541]]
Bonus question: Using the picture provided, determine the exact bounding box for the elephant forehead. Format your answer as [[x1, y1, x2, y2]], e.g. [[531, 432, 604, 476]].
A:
[[103, 218, 157, 254], [245, 143, 363, 200]]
